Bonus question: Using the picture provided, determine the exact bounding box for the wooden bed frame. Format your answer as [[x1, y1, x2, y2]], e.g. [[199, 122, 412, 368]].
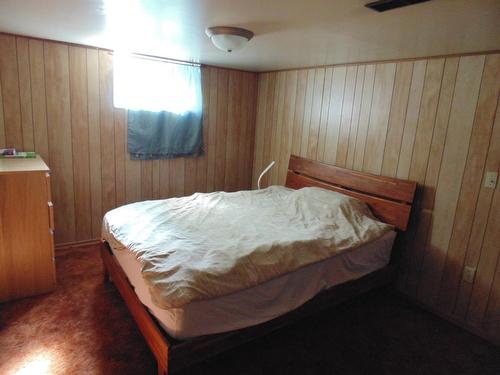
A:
[[100, 155, 417, 374]]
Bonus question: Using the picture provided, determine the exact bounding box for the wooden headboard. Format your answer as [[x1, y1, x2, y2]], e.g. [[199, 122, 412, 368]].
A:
[[285, 155, 417, 231]]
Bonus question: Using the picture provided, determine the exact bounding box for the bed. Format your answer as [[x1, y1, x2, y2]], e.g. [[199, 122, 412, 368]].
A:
[[100, 155, 417, 374]]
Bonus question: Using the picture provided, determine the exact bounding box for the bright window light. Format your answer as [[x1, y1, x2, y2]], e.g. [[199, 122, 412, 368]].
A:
[[14, 352, 52, 375], [113, 53, 202, 115]]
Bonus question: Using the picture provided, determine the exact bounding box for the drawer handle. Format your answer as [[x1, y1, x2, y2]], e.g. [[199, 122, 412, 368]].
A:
[[48, 202, 54, 230]]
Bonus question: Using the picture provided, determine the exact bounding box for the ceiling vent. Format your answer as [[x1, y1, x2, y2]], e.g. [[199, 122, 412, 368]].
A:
[[365, 0, 431, 12]]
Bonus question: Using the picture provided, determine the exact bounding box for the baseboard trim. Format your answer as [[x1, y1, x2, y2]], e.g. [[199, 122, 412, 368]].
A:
[[55, 239, 101, 256], [395, 290, 500, 347]]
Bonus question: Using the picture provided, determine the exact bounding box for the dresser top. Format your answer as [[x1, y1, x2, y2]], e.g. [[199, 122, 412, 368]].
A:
[[0, 155, 50, 174]]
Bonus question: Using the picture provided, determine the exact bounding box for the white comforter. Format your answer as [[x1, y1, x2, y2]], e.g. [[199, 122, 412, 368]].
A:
[[102, 186, 392, 308]]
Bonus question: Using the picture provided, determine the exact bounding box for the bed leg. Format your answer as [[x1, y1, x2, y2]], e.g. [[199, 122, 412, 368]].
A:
[[158, 361, 167, 375], [100, 243, 111, 284], [103, 266, 110, 283]]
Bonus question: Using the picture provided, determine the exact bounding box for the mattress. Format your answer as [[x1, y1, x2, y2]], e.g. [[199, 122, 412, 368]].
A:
[[102, 186, 393, 309], [107, 230, 396, 339]]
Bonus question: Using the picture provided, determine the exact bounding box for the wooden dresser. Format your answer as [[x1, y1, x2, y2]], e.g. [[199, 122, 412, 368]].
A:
[[0, 155, 56, 302]]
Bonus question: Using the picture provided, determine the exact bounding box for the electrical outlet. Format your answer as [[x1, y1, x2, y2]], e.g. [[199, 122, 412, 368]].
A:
[[463, 266, 476, 283], [484, 171, 498, 189]]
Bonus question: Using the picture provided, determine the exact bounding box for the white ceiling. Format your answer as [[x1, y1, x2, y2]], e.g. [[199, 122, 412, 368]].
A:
[[0, 0, 498, 72]]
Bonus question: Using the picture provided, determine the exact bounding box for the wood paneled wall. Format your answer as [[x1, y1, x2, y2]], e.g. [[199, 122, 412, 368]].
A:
[[252, 53, 500, 341], [1, 31, 498, 343], [0, 34, 258, 244]]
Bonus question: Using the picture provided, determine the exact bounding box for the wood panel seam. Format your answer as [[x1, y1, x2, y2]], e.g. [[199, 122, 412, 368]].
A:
[[440, 57, 489, 314], [401, 59, 446, 290], [379, 65, 398, 175], [351, 66, 367, 169], [14, 37, 25, 150], [434, 57, 486, 303], [413, 58, 460, 298]]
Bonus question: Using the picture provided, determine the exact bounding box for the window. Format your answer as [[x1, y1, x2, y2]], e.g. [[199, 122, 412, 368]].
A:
[[113, 54, 203, 160]]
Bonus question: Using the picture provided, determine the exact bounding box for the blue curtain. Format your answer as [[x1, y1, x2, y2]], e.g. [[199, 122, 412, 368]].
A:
[[127, 109, 203, 160], [114, 54, 203, 160]]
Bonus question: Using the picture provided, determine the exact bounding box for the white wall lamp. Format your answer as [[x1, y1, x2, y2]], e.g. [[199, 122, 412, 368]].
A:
[[257, 161, 276, 189], [205, 26, 254, 53]]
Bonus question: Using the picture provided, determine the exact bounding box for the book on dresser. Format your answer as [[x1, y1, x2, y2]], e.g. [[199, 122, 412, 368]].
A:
[[0, 155, 56, 302]]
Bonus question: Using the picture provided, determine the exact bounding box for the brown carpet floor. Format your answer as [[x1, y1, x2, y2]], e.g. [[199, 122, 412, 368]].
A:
[[0, 247, 499, 375]]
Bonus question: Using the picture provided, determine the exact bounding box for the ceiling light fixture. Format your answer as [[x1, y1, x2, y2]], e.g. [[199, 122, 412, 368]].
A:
[[205, 26, 254, 53]]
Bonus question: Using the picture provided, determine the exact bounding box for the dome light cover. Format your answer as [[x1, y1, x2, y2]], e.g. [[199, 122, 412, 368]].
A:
[[206, 26, 254, 53]]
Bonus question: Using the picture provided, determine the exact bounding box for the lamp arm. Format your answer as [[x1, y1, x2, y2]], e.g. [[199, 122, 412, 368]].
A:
[[257, 161, 276, 189]]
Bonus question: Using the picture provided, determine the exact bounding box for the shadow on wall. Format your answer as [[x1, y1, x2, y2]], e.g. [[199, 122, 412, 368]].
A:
[[395, 182, 500, 338], [395, 183, 430, 293]]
